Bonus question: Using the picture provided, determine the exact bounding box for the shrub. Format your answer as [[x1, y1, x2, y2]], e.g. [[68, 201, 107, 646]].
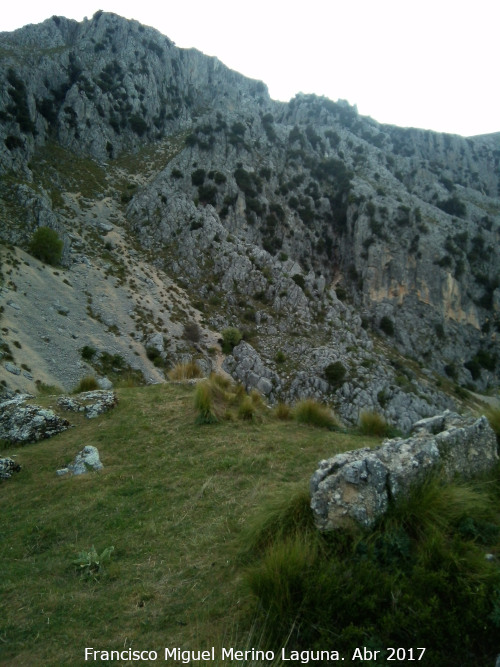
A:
[[291, 274, 305, 289], [168, 361, 203, 381], [379, 315, 395, 336], [183, 321, 201, 343], [293, 399, 338, 429], [80, 345, 97, 361], [324, 361, 346, 388], [191, 168, 206, 186], [29, 227, 63, 266], [75, 376, 99, 393], [221, 327, 242, 354], [358, 410, 389, 437], [275, 350, 286, 364]]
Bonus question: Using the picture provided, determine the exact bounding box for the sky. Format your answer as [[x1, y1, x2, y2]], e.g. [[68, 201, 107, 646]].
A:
[[2, 0, 499, 137]]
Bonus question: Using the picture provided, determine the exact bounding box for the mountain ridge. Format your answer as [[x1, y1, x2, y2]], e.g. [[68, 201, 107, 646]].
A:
[[1, 11, 499, 429]]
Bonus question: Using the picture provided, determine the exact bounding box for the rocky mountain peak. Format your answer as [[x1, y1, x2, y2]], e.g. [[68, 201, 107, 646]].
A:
[[1, 13, 499, 429]]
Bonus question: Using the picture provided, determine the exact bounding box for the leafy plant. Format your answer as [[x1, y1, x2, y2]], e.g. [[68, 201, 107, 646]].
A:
[[73, 545, 114, 579]]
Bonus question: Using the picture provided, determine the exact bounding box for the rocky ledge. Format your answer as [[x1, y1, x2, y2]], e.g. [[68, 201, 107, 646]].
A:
[[310, 410, 498, 531]]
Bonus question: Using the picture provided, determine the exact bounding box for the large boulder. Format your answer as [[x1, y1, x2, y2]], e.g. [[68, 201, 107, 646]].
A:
[[310, 411, 498, 531], [222, 341, 281, 400], [0, 457, 22, 480], [0, 395, 71, 444]]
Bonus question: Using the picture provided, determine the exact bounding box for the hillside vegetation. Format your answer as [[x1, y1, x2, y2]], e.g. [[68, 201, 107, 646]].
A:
[[1, 382, 500, 666]]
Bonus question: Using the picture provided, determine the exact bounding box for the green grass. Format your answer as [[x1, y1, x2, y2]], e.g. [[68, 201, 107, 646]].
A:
[[0, 383, 364, 666], [243, 471, 500, 666]]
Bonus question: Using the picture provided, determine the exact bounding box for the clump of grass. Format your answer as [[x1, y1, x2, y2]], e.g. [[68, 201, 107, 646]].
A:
[[249, 389, 265, 408], [244, 472, 500, 664], [293, 399, 338, 429], [192, 375, 267, 425], [274, 402, 292, 420], [168, 360, 203, 381], [238, 395, 256, 421], [74, 376, 99, 393], [240, 485, 316, 558], [35, 380, 64, 396], [194, 381, 218, 424], [358, 410, 390, 437]]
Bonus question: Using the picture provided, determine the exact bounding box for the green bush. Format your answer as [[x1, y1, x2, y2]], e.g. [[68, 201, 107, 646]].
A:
[[324, 361, 346, 388], [80, 345, 97, 361], [293, 399, 338, 430], [379, 315, 395, 336], [221, 327, 242, 354], [29, 227, 63, 266]]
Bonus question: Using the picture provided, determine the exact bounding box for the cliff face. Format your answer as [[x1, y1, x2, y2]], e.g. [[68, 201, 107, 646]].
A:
[[1, 12, 499, 427]]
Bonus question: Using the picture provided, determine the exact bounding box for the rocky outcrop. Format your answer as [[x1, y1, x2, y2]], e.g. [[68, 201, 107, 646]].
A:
[[222, 341, 281, 400], [310, 411, 498, 531], [0, 394, 71, 444], [56, 445, 103, 476], [0, 457, 21, 480], [57, 390, 117, 419]]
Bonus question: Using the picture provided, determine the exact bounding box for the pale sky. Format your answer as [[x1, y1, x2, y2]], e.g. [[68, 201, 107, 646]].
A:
[[2, 0, 499, 137]]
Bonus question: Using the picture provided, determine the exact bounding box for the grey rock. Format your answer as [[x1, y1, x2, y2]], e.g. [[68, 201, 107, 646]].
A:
[[223, 341, 279, 399], [57, 390, 117, 419], [310, 412, 498, 531], [97, 377, 113, 390], [0, 396, 71, 444], [5, 362, 21, 375], [57, 445, 103, 476], [0, 457, 22, 479]]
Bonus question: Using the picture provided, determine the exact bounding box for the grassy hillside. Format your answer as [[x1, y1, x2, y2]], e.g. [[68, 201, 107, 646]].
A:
[[1, 383, 499, 666], [0, 383, 364, 666]]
